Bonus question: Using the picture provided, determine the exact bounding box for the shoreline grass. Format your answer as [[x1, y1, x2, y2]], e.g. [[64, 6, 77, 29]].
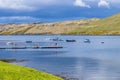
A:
[[0, 61, 63, 80]]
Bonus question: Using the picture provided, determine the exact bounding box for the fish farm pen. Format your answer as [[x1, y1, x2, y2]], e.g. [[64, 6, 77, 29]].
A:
[[0, 40, 63, 49]]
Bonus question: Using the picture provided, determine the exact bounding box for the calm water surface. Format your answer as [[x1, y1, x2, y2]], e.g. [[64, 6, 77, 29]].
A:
[[0, 35, 120, 80]]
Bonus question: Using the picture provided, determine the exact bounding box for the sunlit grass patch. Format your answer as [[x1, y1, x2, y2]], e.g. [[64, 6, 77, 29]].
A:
[[0, 61, 63, 80]]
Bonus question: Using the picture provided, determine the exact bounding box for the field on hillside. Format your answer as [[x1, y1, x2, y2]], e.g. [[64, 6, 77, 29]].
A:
[[0, 14, 120, 35]]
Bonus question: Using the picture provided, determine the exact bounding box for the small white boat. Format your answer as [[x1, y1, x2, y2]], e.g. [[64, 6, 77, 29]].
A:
[[84, 39, 91, 43], [45, 37, 64, 42], [6, 42, 14, 45]]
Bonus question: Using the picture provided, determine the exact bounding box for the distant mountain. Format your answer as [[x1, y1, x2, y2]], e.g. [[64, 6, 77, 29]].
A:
[[0, 13, 120, 35]]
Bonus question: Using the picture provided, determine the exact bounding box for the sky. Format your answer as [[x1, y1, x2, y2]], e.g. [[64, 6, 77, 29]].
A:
[[0, 0, 120, 23]]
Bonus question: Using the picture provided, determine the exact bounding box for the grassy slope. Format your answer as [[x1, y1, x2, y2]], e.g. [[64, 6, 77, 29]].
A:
[[0, 13, 120, 35], [0, 19, 99, 35], [68, 13, 120, 35], [0, 61, 63, 80]]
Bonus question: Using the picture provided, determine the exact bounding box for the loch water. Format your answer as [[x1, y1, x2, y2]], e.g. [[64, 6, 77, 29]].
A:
[[0, 35, 120, 80]]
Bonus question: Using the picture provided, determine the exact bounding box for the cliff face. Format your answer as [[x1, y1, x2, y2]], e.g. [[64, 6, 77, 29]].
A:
[[0, 13, 120, 35]]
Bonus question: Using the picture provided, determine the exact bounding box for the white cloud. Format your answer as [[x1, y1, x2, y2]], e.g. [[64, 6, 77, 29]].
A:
[[0, 0, 119, 11], [0, 16, 41, 23], [74, 0, 91, 8], [98, 0, 110, 8], [0, 0, 36, 11], [0, 0, 64, 11], [0, 16, 39, 20]]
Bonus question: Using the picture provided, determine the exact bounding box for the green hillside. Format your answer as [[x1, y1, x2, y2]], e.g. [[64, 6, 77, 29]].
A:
[[68, 13, 120, 35], [0, 61, 63, 80], [0, 13, 120, 35]]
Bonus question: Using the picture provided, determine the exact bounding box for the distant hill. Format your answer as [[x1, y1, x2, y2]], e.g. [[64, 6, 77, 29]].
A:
[[68, 13, 120, 35], [0, 13, 120, 35]]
